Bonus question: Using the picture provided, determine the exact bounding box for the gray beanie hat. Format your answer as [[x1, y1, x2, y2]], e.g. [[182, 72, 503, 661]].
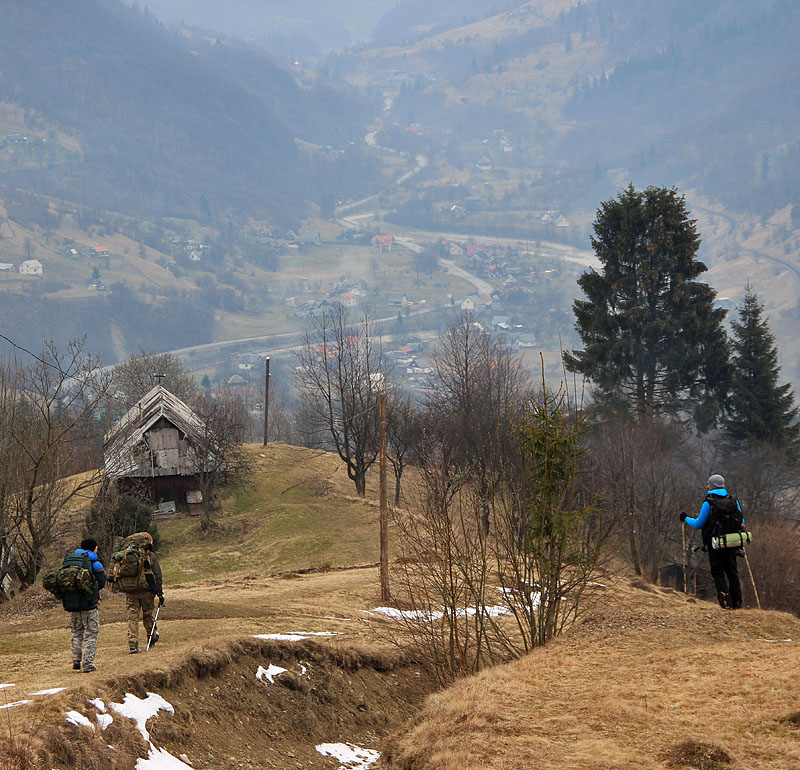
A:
[[707, 474, 725, 489]]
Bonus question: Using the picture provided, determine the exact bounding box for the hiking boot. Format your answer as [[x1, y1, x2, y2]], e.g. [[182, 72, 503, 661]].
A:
[[149, 632, 159, 648], [72, 661, 81, 671], [129, 647, 139, 654], [82, 664, 96, 673]]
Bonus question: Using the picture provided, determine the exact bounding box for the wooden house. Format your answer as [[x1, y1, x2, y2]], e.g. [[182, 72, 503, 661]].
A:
[[103, 386, 208, 513]]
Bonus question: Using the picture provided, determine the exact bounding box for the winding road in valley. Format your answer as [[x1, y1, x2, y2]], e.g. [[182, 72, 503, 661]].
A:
[[691, 203, 800, 288]]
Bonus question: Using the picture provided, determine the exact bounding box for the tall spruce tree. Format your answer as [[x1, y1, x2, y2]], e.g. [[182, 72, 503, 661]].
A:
[[724, 285, 798, 448], [564, 185, 730, 426]]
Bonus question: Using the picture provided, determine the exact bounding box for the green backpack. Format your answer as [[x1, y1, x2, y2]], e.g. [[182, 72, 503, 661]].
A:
[[111, 532, 153, 592], [42, 552, 97, 611]]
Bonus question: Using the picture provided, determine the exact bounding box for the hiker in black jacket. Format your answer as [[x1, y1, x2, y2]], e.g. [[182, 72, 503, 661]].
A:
[[66, 538, 106, 672], [681, 474, 744, 609]]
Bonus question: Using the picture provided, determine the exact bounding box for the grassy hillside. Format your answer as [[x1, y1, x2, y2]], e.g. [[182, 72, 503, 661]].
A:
[[383, 581, 800, 769], [1, 442, 800, 769]]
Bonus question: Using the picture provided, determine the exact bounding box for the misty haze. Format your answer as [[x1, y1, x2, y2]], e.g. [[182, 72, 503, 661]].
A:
[[1, 2, 799, 769]]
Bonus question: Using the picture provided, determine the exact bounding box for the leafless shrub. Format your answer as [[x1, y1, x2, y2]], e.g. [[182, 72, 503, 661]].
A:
[[385, 381, 609, 683]]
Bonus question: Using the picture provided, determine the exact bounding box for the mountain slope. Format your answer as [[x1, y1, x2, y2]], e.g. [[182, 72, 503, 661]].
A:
[[353, 0, 800, 217], [0, 0, 375, 225]]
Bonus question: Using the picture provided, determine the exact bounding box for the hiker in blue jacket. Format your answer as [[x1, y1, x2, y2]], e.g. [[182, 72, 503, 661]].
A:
[[680, 474, 743, 610], [68, 538, 106, 672]]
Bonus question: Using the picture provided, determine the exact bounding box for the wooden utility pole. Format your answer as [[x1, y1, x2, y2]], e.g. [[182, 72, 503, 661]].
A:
[[379, 390, 390, 602], [262, 357, 270, 446]]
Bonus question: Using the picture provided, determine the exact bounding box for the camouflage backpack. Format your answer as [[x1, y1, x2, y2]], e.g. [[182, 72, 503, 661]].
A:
[[111, 532, 153, 592], [42, 552, 97, 610]]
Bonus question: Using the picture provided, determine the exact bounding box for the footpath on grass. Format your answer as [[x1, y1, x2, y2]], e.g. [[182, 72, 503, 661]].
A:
[[0, 566, 433, 770], [3, 567, 800, 770]]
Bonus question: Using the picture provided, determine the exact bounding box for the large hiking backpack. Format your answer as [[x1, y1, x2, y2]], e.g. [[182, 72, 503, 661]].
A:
[[704, 494, 751, 550], [111, 532, 153, 592], [42, 552, 98, 611]]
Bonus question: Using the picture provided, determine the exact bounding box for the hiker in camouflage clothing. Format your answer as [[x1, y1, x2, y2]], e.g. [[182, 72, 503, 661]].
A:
[[67, 538, 106, 673], [125, 541, 164, 653]]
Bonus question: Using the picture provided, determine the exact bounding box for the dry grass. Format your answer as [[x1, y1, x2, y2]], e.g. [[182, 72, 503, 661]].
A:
[[3, 444, 800, 770], [382, 579, 800, 770]]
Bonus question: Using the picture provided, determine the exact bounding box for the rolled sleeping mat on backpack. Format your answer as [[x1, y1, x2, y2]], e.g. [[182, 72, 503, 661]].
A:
[[712, 531, 753, 549]]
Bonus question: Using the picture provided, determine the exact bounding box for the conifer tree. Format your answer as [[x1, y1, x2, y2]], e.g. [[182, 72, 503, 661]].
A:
[[564, 185, 730, 427], [724, 285, 798, 448]]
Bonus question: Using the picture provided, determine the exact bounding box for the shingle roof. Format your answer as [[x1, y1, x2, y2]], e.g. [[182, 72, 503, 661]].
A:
[[103, 386, 206, 478]]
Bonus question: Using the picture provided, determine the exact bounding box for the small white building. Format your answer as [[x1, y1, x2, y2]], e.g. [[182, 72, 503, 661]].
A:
[[19, 259, 43, 276], [460, 295, 486, 311], [0, 263, 14, 271]]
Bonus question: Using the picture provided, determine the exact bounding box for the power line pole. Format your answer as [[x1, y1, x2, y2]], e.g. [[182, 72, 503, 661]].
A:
[[262, 357, 270, 446], [379, 390, 390, 602]]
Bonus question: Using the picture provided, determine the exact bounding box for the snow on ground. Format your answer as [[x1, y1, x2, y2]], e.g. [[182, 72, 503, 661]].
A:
[[109, 692, 195, 769], [137, 746, 195, 770], [0, 683, 14, 689], [256, 664, 287, 684], [66, 710, 94, 730], [368, 605, 512, 622], [30, 687, 65, 696], [0, 699, 31, 710], [90, 698, 107, 712], [316, 742, 380, 770], [110, 693, 174, 743], [253, 631, 343, 642], [96, 713, 113, 731]]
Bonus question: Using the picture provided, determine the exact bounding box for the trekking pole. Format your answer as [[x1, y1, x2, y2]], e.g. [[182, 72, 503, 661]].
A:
[[681, 522, 687, 594], [742, 548, 761, 610], [146, 605, 161, 652]]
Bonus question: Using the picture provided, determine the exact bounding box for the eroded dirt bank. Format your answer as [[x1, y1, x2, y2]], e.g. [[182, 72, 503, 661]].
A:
[[8, 637, 435, 770]]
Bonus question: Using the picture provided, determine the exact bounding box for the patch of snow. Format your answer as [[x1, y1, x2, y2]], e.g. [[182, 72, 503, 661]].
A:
[[108, 692, 194, 769], [0, 683, 15, 689], [760, 638, 792, 643], [109, 693, 174, 743], [322, 616, 352, 621], [300, 664, 308, 676], [137, 745, 194, 769], [89, 698, 106, 712], [316, 742, 380, 769], [65, 710, 94, 730], [370, 605, 512, 622], [253, 631, 342, 642], [97, 713, 113, 731], [0, 699, 30, 710], [256, 664, 287, 684], [30, 687, 66, 696]]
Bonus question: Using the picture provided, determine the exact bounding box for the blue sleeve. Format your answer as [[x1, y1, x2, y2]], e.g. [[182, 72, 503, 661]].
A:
[[685, 501, 710, 529], [90, 555, 106, 589]]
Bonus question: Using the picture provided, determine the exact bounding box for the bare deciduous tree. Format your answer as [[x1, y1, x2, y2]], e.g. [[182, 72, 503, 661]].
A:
[[386, 382, 608, 683], [0, 338, 110, 592], [296, 305, 387, 496], [584, 417, 698, 583], [111, 348, 197, 411], [190, 392, 251, 532], [386, 391, 422, 506], [425, 312, 530, 531]]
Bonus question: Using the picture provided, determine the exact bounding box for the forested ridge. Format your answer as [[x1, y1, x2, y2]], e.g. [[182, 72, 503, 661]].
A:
[[0, 0, 378, 225]]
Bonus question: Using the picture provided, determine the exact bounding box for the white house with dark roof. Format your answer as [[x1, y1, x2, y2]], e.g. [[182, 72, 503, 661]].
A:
[[19, 259, 42, 276]]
